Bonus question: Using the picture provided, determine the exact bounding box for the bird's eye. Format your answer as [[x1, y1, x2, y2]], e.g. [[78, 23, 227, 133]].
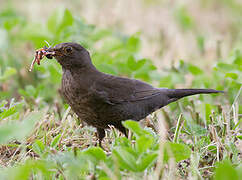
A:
[[65, 46, 73, 53]]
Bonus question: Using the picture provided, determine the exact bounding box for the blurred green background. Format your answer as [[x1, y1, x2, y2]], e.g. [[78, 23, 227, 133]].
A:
[[0, 0, 241, 104], [0, 0, 241, 103]]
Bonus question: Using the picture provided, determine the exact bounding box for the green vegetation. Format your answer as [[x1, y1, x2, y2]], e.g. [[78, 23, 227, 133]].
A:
[[0, 5, 241, 180]]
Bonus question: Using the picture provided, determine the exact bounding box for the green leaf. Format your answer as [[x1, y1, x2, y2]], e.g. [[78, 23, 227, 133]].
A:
[[19, 85, 39, 98], [137, 153, 158, 171], [57, 9, 73, 34], [48, 65, 62, 83], [20, 23, 51, 47], [127, 56, 137, 70], [50, 134, 61, 148], [0, 106, 16, 120], [4, 159, 54, 180], [215, 160, 239, 180], [188, 64, 203, 75], [126, 35, 140, 52], [84, 147, 106, 164], [232, 49, 242, 67], [159, 75, 172, 87], [164, 142, 191, 162], [32, 139, 45, 155], [208, 145, 217, 154], [90, 29, 111, 42], [189, 123, 207, 136], [197, 35, 205, 53], [225, 72, 238, 80], [113, 146, 137, 171], [0, 67, 17, 82], [122, 120, 150, 137], [175, 6, 194, 30], [136, 136, 153, 154], [216, 62, 237, 71], [205, 103, 212, 124], [99, 177, 111, 180], [47, 8, 73, 35], [236, 135, 242, 140], [127, 56, 146, 71], [0, 111, 43, 143]]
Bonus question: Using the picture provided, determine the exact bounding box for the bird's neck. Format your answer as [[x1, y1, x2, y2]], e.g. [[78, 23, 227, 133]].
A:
[[62, 63, 100, 76]]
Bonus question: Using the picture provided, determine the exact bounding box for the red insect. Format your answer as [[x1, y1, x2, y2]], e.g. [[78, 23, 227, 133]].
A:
[[29, 47, 54, 72]]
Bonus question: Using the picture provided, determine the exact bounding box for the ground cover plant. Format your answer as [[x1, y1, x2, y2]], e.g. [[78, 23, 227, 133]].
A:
[[0, 4, 241, 180]]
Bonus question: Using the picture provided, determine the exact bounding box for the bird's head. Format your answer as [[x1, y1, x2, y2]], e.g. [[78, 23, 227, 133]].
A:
[[45, 42, 92, 69]]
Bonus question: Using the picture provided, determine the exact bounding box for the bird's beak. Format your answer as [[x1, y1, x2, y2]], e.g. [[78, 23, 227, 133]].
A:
[[45, 50, 55, 59], [44, 47, 63, 59]]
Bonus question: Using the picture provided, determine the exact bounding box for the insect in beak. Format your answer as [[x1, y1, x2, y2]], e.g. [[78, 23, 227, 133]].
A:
[[29, 47, 55, 72]]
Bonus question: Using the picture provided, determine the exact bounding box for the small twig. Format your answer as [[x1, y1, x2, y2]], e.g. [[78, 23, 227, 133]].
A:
[[199, 166, 215, 170], [173, 114, 183, 143], [44, 40, 51, 48], [58, 106, 72, 147], [100, 162, 118, 180]]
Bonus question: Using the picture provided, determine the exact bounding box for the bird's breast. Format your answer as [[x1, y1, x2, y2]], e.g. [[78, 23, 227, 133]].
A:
[[61, 71, 105, 127]]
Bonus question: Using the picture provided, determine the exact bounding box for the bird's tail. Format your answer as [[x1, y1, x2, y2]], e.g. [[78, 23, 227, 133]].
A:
[[160, 88, 224, 104]]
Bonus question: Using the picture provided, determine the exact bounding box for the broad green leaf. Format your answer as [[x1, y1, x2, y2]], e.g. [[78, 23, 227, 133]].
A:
[[8, 163, 32, 180], [47, 8, 73, 35], [225, 72, 238, 80], [208, 145, 217, 154], [232, 49, 242, 67], [164, 142, 191, 162], [215, 160, 239, 180], [236, 135, 242, 140], [0, 106, 16, 120], [0, 67, 17, 81], [159, 75, 172, 87], [32, 139, 45, 155], [114, 136, 132, 147], [137, 153, 158, 171], [112, 147, 137, 171], [19, 85, 39, 99], [99, 177, 111, 180], [57, 9, 74, 34], [197, 35, 205, 53], [48, 65, 62, 83], [175, 6, 194, 30], [136, 136, 153, 154], [127, 56, 146, 71], [189, 123, 207, 136], [20, 24, 51, 47], [50, 134, 61, 148], [205, 103, 212, 124], [188, 64, 203, 75], [127, 56, 137, 70], [126, 35, 140, 52], [0, 111, 43, 143], [84, 147, 106, 164], [5, 160, 54, 180], [90, 29, 111, 42], [122, 120, 150, 137], [216, 62, 237, 71]]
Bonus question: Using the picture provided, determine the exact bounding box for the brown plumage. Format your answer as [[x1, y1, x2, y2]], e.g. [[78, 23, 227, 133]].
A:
[[43, 42, 223, 145]]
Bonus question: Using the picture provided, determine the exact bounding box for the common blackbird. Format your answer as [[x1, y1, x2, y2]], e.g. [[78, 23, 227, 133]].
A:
[[43, 42, 222, 145]]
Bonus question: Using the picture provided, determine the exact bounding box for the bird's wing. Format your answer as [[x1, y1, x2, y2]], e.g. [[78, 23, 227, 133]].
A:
[[91, 74, 162, 104]]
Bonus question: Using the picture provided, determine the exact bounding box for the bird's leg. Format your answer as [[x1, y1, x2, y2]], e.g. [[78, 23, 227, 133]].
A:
[[114, 122, 128, 138], [97, 128, 105, 147]]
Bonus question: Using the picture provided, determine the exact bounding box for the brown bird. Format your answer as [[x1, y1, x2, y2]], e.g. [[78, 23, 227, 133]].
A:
[[43, 42, 223, 146]]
